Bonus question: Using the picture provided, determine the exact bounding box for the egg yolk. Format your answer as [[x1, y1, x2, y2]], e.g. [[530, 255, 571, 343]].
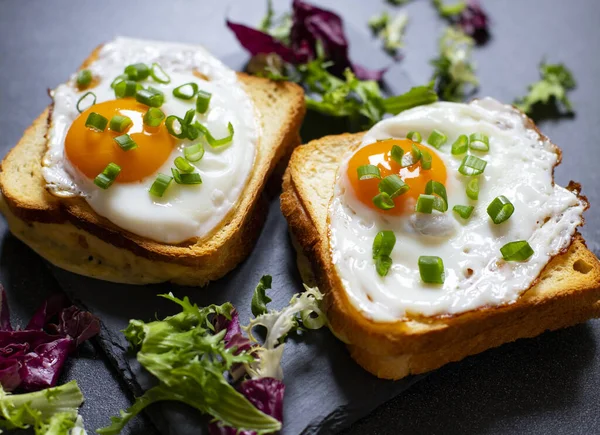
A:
[[346, 138, 447, 215], [64, 98, 175, 183]]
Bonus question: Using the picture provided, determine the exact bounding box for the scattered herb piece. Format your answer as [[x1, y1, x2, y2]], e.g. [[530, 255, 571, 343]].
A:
[[369, 11, 408, 58], [251, 275, 273, 317], [431, 26, 478, 101], [514, 61, 576, 116]]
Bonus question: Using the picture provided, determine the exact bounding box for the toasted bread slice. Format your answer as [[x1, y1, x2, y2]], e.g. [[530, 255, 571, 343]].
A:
[[281, 132, 600, 380], [0, 45, 305, 286]]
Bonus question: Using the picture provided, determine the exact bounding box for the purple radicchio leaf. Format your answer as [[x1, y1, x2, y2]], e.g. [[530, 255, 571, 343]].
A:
[[208, 378, 286, 435], [0, 291, 100, 392], [0, 287, 11, 332], [213, 308, 252, 355], [0, 359, 22, 392], [26, 293, 69, 331], [290, 0, 385, 80], [225, 21, 307, 64], [47, 305, 101, 348], [458, 0, 490, 44], [18, 337, 73, 392], [227, 0, 386, 81]]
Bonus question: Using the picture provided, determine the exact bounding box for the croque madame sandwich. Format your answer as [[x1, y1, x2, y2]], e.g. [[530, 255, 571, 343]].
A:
[[0, 37, 304, 285], [282, 98, 600, 379]]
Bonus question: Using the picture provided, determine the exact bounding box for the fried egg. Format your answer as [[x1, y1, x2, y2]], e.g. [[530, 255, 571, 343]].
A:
[[43, 37, 258, 244], [329, 98, 586, 320]]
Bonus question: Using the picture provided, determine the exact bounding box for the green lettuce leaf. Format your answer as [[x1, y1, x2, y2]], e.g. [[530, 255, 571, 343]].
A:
[[251, 275, 273, 317], [514, 62, 576, 114], [98, 294, 281, 435], [0, 380, 84, 435], [382, 82, 439, 115], [245, 284, 326, 380]]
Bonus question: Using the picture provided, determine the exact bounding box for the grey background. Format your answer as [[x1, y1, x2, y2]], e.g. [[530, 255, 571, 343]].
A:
[[0, 0, 599, 434]]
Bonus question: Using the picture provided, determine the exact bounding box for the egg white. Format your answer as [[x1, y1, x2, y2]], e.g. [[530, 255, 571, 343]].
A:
[[43, 37, 258, 244], [329, 98, 586, 320]]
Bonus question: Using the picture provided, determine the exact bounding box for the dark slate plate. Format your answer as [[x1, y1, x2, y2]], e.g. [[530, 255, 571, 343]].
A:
[[1, 0, 600, 434], [52, 198, 424, 434]]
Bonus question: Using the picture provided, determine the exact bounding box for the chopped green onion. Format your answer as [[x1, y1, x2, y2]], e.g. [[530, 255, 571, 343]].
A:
[[114, 134, 138, 151], [76, 92, 96, 113], [372, 230, 396, 258], [415, 194, 435, 214], [469, 133, 490, 152], [466, 178, 479, 200], [390, 145, 404, 165], [183, 109, 196, 126], [93, 163, 121, 189], [379, 175, 409, 198], [418, 256, 445, 284], [376, 256, 393, 277], [110, 74, 128, 89], [125, 63, 150, 81], [114, 80, 140, 98], [451, 135, 469, 155], [500, 240, 534, 261], [173, 82, 199, 100], [136, 87, 164, 107], [186, 124, 200, 140], [401, 144, 422, 167], [184, 143, 205, 162], [196, 90, 212, 114], [149, 173, 173, 197], [174, 156, 195, 173], [373, 192, 395, 210], [84, 112, 108, 132], [407, 131, 422, 142], [77, 69, 92, 88], [171, 168, 202, 185], [357, 164, 381, 180], [425, 180, 448, 212], [165, 116, 188, 139], [428, 129, 447, 148], [453, 205, 474, 219], [194, 122, 235, 147], [458, 155, 487, 176], [150, 63, 171, 84], [143, 108, 165, 127], [487, 195, 515, 224], [420, 149, 432, 170], [109, 115, 132, 133]]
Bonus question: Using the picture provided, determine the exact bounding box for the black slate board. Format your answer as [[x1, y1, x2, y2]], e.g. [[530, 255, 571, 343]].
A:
[[52, 199, 423, 434], [2, 0, 600, 434]]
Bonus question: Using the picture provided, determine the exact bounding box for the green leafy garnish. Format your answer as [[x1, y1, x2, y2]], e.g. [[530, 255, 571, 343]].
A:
[[251, 274, 273, 317], [432, 0, 467, 17], [258, 0, 292, 44], [97, 295, 281, 435], [387, 0, 410, 5], [245, 285, 326, 379], [382, 82, 439, 115], [431, 27, 478, 101], [369, 11, 409, 56], [0, 381, 85, 435], [302, 62, 386, 128], [514, 61, 576, 115]]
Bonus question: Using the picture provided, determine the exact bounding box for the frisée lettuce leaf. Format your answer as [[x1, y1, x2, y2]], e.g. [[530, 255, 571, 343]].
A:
[[97, 295, 281, 435], [0, 380, 85, 434]]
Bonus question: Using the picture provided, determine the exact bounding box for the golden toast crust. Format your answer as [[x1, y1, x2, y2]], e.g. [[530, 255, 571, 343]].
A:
[[281, 129, 600, 379]]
